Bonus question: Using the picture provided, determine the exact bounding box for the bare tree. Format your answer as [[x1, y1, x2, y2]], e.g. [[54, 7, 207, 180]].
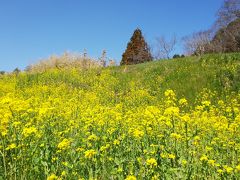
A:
[[182, 30, 213, 55], [154, 35, 177, 59], [99, 50, 107, 67], [215, 0, 240, 29], [108, 59, 116, 66]]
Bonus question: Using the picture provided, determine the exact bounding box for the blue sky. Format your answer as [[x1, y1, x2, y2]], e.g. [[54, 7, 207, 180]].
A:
[[0, 0, 223, 71]]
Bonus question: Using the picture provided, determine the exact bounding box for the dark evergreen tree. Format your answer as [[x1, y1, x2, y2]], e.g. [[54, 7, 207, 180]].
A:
[[13, 68, 21, 75], [173, 54, 181, 59], [0, 71, 5, 75], [121, 28, 152, 65]]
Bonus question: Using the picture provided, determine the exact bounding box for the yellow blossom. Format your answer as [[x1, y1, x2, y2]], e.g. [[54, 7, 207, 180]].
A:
[[100, 144, 110, 152], [57, 138, 71, 150], [202, 101, 211, 107], [235, 164, 240, 172], [179, 98, 188, 106], [170, 133, 182, 140], [76, 147, 85, 152], [164, 107, 179, 116], [200, 155, 208, 162], [84, 149, 97, 159], [47, 174, 58, 180], [125, 175, 137, 180], [22, 126, 37, 137], [160, 153, 167, 158], [61, 171, 66, 176], [132, 129, 144, 139], [113, 139, 120, 146], [87, 134, 99, 141], [6, 143, 17, 150], [224, 165, 233, 174], [207, 159, 215, 166], [182, 159, 187, 166], [217, 169, 223, 174], [146, 158, 158, 168], [168, 154, 176, 159], [164, 89, 176, 98]]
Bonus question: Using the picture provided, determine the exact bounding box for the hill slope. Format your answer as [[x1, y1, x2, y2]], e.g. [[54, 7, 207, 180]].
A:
[[1, 53, 240, 179], [13, 53, 240, 104]]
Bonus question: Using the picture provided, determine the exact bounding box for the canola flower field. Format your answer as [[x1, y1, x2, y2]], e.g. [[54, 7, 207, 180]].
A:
[[1, 54, 240, 179]]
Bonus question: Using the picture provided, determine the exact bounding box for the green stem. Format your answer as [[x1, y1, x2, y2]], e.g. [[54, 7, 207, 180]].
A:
[[0, 150, 7, 178], [185, 122, 189, 149]]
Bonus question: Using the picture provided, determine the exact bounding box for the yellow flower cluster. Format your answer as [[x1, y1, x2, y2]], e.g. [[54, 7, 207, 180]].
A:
[[57, 138, 71, 150], [0, 69, 240, 179], [22, 126, 37, 137], [146, 158, 158, 168], [84, 149, 97, 159]]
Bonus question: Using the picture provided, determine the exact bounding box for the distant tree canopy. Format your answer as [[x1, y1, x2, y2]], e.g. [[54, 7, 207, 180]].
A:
[[173, 54, 185, 59], [121, 28, 153, 65]]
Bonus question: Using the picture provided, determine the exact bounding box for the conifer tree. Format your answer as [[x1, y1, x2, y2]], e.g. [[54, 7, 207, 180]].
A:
[[121, 28, 153, 65]]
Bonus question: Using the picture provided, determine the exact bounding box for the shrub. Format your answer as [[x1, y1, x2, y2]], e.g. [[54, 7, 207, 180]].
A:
[[25, 52, 101, 73], [0, 71, 5, 75]]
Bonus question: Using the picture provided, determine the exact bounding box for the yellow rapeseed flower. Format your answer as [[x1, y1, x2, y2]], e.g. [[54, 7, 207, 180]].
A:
[[132, 129, 144, 139], [202, 101, 211, 107], [207, 159, 215, 166], [217, 169, 223, 174], [47, 174, 58, 180], [146, 158, 157, 168], [125, 175, 137, 180], [84, 149, 97, 159], [57, 138, 71, 150], [164, 89, 175, 98], [164, 107, 179, 116], [168, 154, 176, 159], [181, 115, 190, 122], [160, 153, 167, 158], [87, 134, 99, 141], [76, 147, 85, 152], [224, 165, 233, 174], [170, 133, 182, 140], [100, 144, 110, 152], [179, 98, 188, 106], [181, 160, 187, 166], [6, 143, 17, 150], [235, 164, 240, 172], [22, 126, 37, 137], [113, 139, 120, 146], [200, 155, 208, 162], [61, 171, 66, 176]]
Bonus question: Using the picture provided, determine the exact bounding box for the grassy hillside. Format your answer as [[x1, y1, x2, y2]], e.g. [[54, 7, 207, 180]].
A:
[[15, 53, 240, 104], [1, 53, 240, 179]]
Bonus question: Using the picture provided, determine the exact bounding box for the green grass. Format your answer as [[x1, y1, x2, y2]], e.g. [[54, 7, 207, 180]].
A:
[[13, 53, 240, 105]]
